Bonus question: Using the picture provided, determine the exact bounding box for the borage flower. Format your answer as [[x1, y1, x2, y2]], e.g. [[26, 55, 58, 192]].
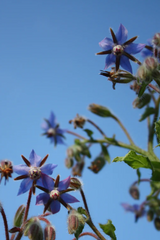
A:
[[13, 150, 57, 195], [42, 112, 66, 146], [121, 203, 146, 222], [97, 24, 145, 73], [36, 175, 79, 214]]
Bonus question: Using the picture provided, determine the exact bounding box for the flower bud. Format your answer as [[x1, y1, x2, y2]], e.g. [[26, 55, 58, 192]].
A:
[[147, 209, 154, 222], [72, 161, 84, 177], [69, 114, 86, 129], [69, 177, 82, 190], [132, 94, 151, 109], [88, 103, 113, 118], [13, 205, 26, 227], [152, 33, 160, 48], [24, 218, 43, 240], [88, 156, 106, 173], [144, 57, 159, 71], [67, 210, 85, 234], [137, 65, 149, 80], [154, 217, 160, 230], [129, 185, 139, 200], [44, 225, 56, 240], [65, 158, 74, 169]]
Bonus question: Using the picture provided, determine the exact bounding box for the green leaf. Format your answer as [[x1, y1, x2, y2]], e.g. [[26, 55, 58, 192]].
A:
[[83, 129, 93, 138], [138, 79, 152, 97], [113, 150, 153, 170], [147, 181, 160, 199], [99, 220, 116, 240], [101, 144, 110, 163], [155, 119, 160, 143], [77, 207, 88, 219], [150, 162, 160, 181], [139, 107, 155, 122], [74, 224, 84, 240], [136, 169, 141, 185]]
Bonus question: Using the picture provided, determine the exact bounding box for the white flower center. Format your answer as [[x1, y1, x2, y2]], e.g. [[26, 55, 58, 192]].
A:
[[29, 167, 41, 180], [47, 128, 56, 137], [113, 45, 123, 55], [50, 189, 60, 200]]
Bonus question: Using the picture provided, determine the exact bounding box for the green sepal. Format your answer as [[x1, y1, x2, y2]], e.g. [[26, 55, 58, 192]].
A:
[[99, 220, 116, 240], [136, 169, 141, 185], [151, 162, 160, 181], [13, 205, 26, 227], [74, 224, 84, 240], [139, 107, 155, 122], [147, 181, 160, 200], [77, 207, 88, 219], [138, 79, 152, 97], [88, 103, 114, 118], [101, 144, 110, 163], [113, 150, 152, 170], [155, 119, 160, 143], [83, 129, 93, 138]]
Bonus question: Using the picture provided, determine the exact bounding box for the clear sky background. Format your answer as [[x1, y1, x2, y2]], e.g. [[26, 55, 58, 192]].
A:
[[0, 1, 160, 240]]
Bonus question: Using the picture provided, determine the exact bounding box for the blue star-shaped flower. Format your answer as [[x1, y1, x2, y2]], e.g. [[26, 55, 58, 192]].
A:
[[36, 175, 79, 214], [41, 112, 66, 146], [13, 150, 57, 195], [121, 203, 146, 222], [97, 24, 145, 73]]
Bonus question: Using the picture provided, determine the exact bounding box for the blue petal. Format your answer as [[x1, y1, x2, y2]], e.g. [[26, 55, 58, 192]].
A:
[[61, 193, 79, 203], [58, 176, 71, 191], [41, 172, 55, 190], [29, 150, 41, 167], [99, 37, 113, 51], [36, 193, 49, 205], [41, 121, 49, 131], [13, 165, 29, 175], [120, 55, 132, 73], [116, 24, 128, 44], [50, 200, 61, 214], [125, 43, 145, 54], [104, 53, 116, 69], [121, 203, 135, 212], [49, 112, 56, 128], [17, 178, 33, 195], [141, 48, 153, 58], [41, 163, 57, 175]]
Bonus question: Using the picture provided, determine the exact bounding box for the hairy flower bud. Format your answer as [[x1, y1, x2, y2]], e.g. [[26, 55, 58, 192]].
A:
[[69, 114, 86, 129], [152, 33, 160, 48], [67, 210, 85, 234], [65, 158, 74, 169], [88, 156, 106, 173], [13, 205, 26, 227], [154, 217, 160, 230], [69, 177, 82, 190], [88, 103, 113, 118], [72, 161, 84, 177], [129, 185, 139, 200], [24, 218, 43, 240], [132, 94, 151, 109], [44, 225, 56, 240], [144, 57, 159, 71], [147, 209, 154, 222]]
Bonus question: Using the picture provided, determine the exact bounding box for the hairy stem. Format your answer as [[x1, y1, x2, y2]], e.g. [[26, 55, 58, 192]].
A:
[[87, 119, 107, 138], [0, 206, 9, 240], [72, 232, 100, 240], [66, 130, 87, 140]]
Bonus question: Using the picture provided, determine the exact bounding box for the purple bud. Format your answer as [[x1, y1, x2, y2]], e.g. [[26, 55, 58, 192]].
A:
[[14, 205, 26, 227], [44, 225, 56, 240], [129, 185, 139, 200], [69, 177, 82, 190], [67, 210, 85, 234]]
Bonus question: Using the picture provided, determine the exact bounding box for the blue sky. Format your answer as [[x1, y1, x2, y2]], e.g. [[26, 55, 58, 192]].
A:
[[0, 1, 160, 240]]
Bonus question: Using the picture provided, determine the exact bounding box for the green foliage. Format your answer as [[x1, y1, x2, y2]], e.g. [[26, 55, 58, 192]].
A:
[[147, 181, 160, 199], [139, 107, 155, 122], [136, 169, 141, 184], [99, 220, 117, 240], [113, 150, 152, 169], [155, 119, 160, 143], [101, 144, 111, 163]]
